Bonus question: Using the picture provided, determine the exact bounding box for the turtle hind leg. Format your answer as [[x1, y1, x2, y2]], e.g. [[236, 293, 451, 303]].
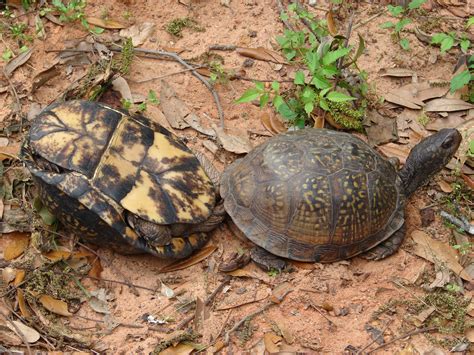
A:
[[250, 246, 288, 272], [154, 233, 209, 259], [126, 213, 172, 246], [360, 222, 406, 260]]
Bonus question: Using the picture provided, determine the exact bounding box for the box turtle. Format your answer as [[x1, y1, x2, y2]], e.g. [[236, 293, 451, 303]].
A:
[[23, 101, 224, 259], [220, 128, 461, 265]]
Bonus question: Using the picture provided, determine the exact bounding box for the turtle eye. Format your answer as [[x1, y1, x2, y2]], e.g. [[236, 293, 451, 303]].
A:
[[442, 136, 454, 149]]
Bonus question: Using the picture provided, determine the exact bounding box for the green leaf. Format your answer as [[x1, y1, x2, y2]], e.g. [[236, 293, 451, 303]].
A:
[[322, 47, 351, 66], [39, 205, 57, 226], [2, 48, 13, 61], [380, 21, 394, 29], [273, 95, 285, 109], [271, 81, 280, 92], [147, 90, 159, 104], [408, 0, 426, 10], [319, 97, 329, 111], [469, 139, 474, 156], [431, 33, 447, 44], [280, 12, 289, 22], [326, 91, 356, 102], [235, 88, 261, 103], [394, 18, 411, 33], [310, 74, 330, 89], [260, 92, 270, 107], [285, 50, 297, 61], [460, 39, 470, 53], [254, 81, 265, 91], [400, 38, 410, 50], [387, 5, 404, 17], [305, 51, 319, 74], [90, 26, 105, 34], [304, 102, 314, 115], [467, 17, 474, 28], [440, 36, 455, 53], [294, 71, 305, 85], [450, 70, 471, 93], [277, 102, 298, 120]]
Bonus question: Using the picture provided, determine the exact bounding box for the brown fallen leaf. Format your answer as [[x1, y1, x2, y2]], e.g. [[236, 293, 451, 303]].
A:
[[86, 16, 127, 29], [31, 64, 60, 93], [261, 112, 278, 135], [377, 143, 410, 165], [426, 113, 466, 131], [466, 328, 474, 342], [160, 80, 191, 129], [437, 180, 453, 193], [425, 98, 474, 112], [271, 282, 293, 304], [236, 47, 286, 64], [7, 321, 40, 343], [326, 10, 338, 36], [384, 90, 424, 109], [13, 269, 25, 286], [17, 289, 31, 318], [2, 267, 16, 284], [119, 22, 156, 46], [159, 245, 217, 273], [88, 257, 103, 278], [0, 144, 21, 160], [379, 68, 416, 77], [4, 232, 30, 261], [0, 326, 22, 346], [413, 306, 436, 327], [410, 230, 472, 282], [264, 332, 282, 353], [312, 113, 325, 129], [364, 109, 398, 146], [275, 319, 295, 344], [3, 48, 33, 77], [111, 76, 133, 102], [214, 125, 252, 154], [160, 343, 195, 355], [43, 250, 93, 261], [400, 82, 450, 102], [39, 295, 72, 316]]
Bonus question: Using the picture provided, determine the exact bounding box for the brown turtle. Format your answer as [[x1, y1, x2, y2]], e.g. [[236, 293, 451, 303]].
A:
[[220, 128, 461, 267], [22, 100, 224, 259]]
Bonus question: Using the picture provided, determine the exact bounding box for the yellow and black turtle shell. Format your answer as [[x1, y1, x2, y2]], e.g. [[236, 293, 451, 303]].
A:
[[220, 128, 405, 263], [23, 101, 215, 258]]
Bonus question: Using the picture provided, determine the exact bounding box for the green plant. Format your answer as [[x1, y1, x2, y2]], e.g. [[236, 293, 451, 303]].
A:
[[452, 241, 473, 256], [121, 90, 159, 113], [2, 48, 13, 61], [237, 4, 367, 129], [450, 55, 473, 102], [381, 0, 427, 50], [166, 17, 203, 38], [51, 0, 104, 34]]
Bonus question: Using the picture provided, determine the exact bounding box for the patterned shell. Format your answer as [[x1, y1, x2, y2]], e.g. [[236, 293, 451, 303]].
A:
[[220, 129, 405, 262], [27, 101, 215, 228]]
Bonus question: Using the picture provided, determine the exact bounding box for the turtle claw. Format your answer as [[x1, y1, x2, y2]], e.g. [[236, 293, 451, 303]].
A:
[[250, 246, 287, 272], [360, 223, 406, 261]]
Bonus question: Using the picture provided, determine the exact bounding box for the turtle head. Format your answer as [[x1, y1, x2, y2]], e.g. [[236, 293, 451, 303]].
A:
[[399, 128, 462, 197]]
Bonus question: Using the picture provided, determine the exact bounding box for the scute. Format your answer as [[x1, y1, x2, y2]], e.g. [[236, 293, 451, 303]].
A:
[[220, 128, 403, 262]]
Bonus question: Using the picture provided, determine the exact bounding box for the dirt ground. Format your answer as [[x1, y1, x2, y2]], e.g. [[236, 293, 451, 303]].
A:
[[0, 0, 473, 354]]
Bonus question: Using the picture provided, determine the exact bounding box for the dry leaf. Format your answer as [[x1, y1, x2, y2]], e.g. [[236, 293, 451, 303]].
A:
[[4, 232, 30, 261], [410, 230, 472, 282], [88, 257, 103, 278], [379, 68, 415, 77], [425, 98, 474, 112], [312, 113, 325, 129], [13, 269, 25, 286], [17, 289, 31, 318], [86, 16, 127, 29], [43, 250, 93, 261], [326, 10, 338, 35], [261, 112, 278, 135], [214, 125, 252, 154], [413, 306, 436, 327], [119, 22, 155, 46], [466, 328, 474, 342], [0, 326, 22, 346], [2, 267, 16, 283], [269, 114, 286, 133], [264, 332, 282, 353], [111, 76, 133, 102], [160, 80, 191, 129], [275, 319, 295, 344], [426, 114, 466, 131], [3, 48, 33, 77], [159, 245, 217, 273], [0, 144, 21, 160], [161, 282, 175, 299], [364, 109, 398, 146], [377, 143, 410, 165], [160, 343, 195, 355], [437, 180, 453, 193], [31, 64, 60, 93], [271, 282, 293, 303], [384, 90, 424, 109], [7, 321, 40, 343], [236, 47, 286, 64], [400, 82, 450, 102], [39, 295, 72, 316]]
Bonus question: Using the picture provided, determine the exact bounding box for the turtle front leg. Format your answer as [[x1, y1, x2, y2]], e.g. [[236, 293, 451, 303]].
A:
[[126, 213, 173, 246], [193, 150, 221, 191], [360, 222, 406, 260]]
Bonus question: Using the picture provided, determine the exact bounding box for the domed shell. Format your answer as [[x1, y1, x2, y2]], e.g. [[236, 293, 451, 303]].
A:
[[220, 129, 405, 262], [28, 101, 216, 226]]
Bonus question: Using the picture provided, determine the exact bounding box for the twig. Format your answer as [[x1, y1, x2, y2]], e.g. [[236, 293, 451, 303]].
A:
[[176, 276, 231, 329], [308, 300, 335, 328], [209, 45, 237, 51], [74, 314, 144, 329], [293, 1, 318, 37], [82, 274, 156, 292], [356, 321, 391, 355], [234, 75, 293, 83], [367, 327, 436, 353], [124, 47, 225, 128], [223, 302, 273, 345], [129, 67, 201, 83], [337, 10, 355, 70], [353, 10, 385, 31], [440, 211, 474, 235], [0, 313, 32, 355], [276, 0, 295, 31]]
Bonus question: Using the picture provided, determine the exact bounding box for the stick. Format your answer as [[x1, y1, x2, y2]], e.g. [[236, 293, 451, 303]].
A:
[[209, 45, 237, 51], [440, 211, 474, 235], [276, 0, 295, 31], [129, 67, 201, 83], [356, 322, 390, 355], [176, 276, 230, 329], [367, 327, 436, 353], [353, 10, 384, 31], [223, 302, 272, 345], [0, 313, 32, 355]]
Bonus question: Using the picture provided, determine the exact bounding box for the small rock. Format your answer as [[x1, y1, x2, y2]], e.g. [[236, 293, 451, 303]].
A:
[[235, 287, 247, 295], [243, 58, 255, 67], [248, 30, 257, 38], [420, 208, 435, 227], [334, 307, 350, 316]]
